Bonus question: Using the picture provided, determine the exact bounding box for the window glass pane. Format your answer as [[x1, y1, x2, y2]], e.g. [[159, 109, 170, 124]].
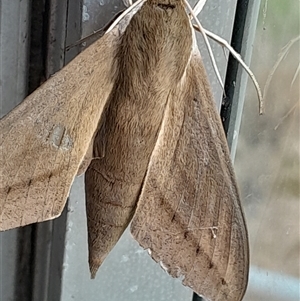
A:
[[235, 1, 299, 300]]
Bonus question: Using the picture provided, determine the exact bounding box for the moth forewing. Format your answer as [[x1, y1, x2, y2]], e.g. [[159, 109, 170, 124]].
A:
[[0, 25, 122, 231], [130, 37, 249, 301]]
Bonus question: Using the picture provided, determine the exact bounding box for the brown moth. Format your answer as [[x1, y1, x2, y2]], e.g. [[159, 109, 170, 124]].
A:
[[0, 0, 249, 300]]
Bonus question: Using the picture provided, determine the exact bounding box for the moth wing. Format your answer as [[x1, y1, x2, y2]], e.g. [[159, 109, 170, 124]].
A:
[[0, 30, 120, 231], [131, 50, 249, 301]]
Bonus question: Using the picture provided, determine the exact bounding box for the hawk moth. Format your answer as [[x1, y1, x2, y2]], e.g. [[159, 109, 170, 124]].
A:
[[0, 1, 249, 300]]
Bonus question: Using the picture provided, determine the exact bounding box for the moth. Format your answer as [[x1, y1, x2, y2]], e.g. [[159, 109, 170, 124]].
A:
[[0, 0, 249, 300]]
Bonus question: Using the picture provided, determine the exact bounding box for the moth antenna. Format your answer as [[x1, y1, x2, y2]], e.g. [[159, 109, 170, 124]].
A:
[[192, 0, 207, 17], [197, 26, 264, 114], [187, 0, 264, 114], [184, 0, 224, 92], [106, 0, 145, 33]]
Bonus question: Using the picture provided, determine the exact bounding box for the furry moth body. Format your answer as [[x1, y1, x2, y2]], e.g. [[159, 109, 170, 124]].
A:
[[0, 1, 249, 300]]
